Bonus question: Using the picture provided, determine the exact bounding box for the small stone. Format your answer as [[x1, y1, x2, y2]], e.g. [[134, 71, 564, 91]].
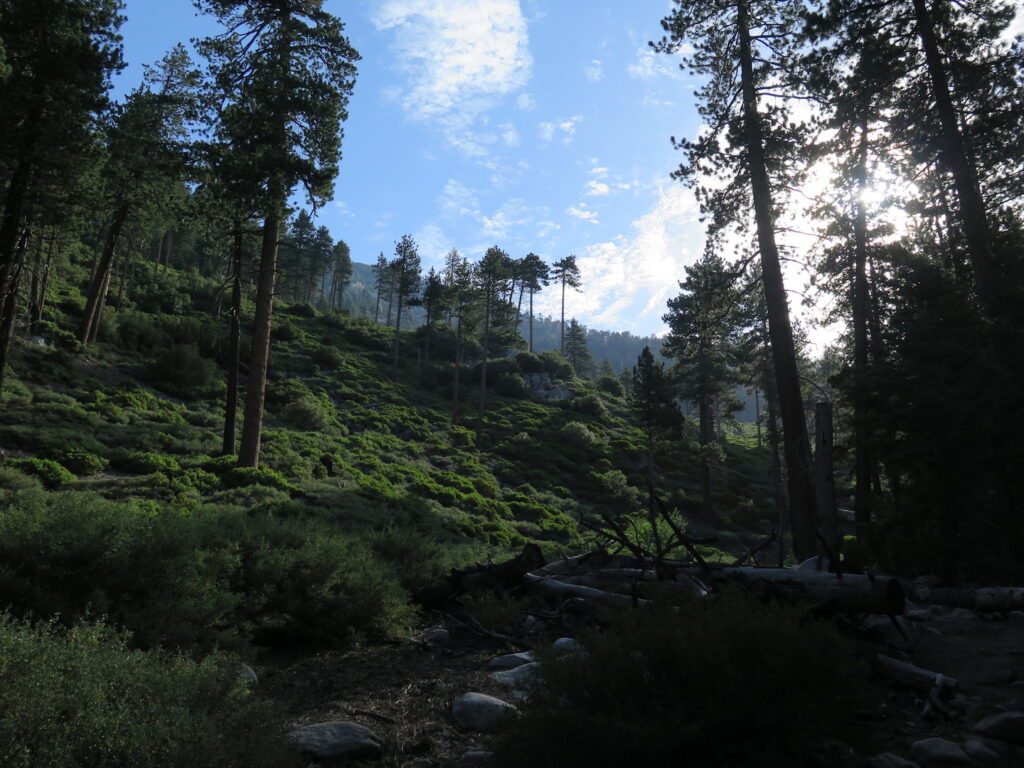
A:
[[422, 625, 450, 643], [485, 651, 535, 670], [962, 738, 1001, 762], [460, 750, 496, 767], [238, 663, 258, 689], [286, 721, 383, 761], [869, 753, 920, 768], [966, 702, 1006, 726], [552, 637, 583, 652], [973, 710, 1024, 743], [910, 737, 970, 765], [452, 692, 516, 732], [489, 662, 540, 694]]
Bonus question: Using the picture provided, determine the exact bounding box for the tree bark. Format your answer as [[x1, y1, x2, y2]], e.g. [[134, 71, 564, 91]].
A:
[[852, 119, 873, 540], [222, 223, 243, 456], [0, 230, 28, 398], [80, 201, 130, 343], [699, 393, 714, 518], [737, 0, 818, 559], [911, 0, 999, 311], [393, 289, 404, 377], [815, 401, 840, 558], [238, 203, 282, 468]]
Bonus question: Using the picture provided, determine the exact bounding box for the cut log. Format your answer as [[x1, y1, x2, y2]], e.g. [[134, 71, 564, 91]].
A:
[[926, 587, 1024, 612], [523, 573, 650, 609], [875, 654, 958, 692]]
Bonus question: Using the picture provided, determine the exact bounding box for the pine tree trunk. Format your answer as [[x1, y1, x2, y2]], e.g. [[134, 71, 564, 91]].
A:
[[560, 278, 566, 353], [222, 224, 243, 456], [911, 0, 998, 311], [852, 119, 873, 540], [815, 401, 840, 559], [737, 0, 817, 559], [764, 368, 787, 566], [529, 290, 535, 353], [0, 230, 28, 399], [453, 313, 463, 424], [238, 204, 282, 468], [393, 290, 404, 377], [80, 201, 130, 343], [478, 290, 491, 422]]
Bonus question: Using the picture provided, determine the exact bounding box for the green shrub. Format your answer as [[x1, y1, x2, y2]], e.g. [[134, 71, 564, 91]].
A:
[[283, 301, 317, 318], [2, 458, 75, 489], [539, 350, 574, 379], [569, 392, 607, 418], [280, 393, 334, 431], [200, 454, 238, 474], [596, 375, 625, 397], [55, 449, 108, 475], [222, 466, 298, 493], [0, 467, 42, 492], [0, 615, 298, 768], [146, 344, 217, 397], [495, 373, 528, 398], [311, 344, 345, 369], [515, 351, 546, 373], [494, 595, 870, 768], [113, 451, 181, 475], [270, 319, 301, 341]]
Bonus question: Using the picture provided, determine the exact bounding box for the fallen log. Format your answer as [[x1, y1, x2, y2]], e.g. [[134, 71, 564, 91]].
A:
[[523, 573, 650, 609], [414, 543, 546, 608], [925, 586, 1024, 612], [874, 654, 958, 693]]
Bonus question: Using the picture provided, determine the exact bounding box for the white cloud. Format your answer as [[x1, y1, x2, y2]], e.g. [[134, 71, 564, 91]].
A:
[[567, 203, 600, 224], [584, 59, 604, 83], [333, 200, 355, 218], [627, 46, 689, 80], [539, 115, 583, 143], [536, 184, 702, 332], [516, 92, 536, 110], [585, 180, 610, 197], [438, 179, 481, 220], [590, 166, 609, 176], [498, 122, 520, 147], [371, 0, 532, 155]]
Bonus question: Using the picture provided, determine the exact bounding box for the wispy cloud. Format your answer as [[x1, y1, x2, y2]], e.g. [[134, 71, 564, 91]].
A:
[[539, 115, 583, 143], [627, 46, 689, 80], [567, 203, 600, 224], [516, 92, 536, 110], [585, 180, 610, 197], [584, 59, 604, 83], [371, 0, 532, 155]]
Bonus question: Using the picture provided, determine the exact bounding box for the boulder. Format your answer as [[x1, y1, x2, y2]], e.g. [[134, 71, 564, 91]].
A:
[[552, 637, 584, 653], [869, 753, 920, 768], [489, 661, 540, 695], [909, 737, 970, 766], [286, 721, 383, 761], [460, 750, 496, 767], [485, 651, 535, 671], [962, 738, 1001, 762], [238, 663, 258, 689], [452, 693, 516, 732], [972, 710, 1024, 744]]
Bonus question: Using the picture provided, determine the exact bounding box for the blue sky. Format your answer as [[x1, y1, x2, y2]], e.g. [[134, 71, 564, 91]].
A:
[[116, 0, 710, 337]]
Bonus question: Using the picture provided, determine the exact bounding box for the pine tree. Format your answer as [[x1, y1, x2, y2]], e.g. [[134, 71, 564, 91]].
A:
[[520, 252, 549, 352], [328, 239, 352, 310], [655, 0, 818, 558], [391, 234, 421, 375], [564, 318, 593, 380], [197, 0, 359, 467], [550, 255, 581, 354]]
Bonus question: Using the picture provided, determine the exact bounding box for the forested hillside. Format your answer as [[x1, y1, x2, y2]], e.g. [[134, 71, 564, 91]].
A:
[[2, 1, 1024, 767]]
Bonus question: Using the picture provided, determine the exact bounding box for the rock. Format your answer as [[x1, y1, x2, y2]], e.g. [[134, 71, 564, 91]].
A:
[[929, 607, 983, 635], [452, 693, 516, 732], [972, 710, 1024, 743], [485, 651, 535, 671], [869, 753, 921, 768], [522, 372, 573, 402], [962, 738, 1001, 762], [238, 663, 258, 689], [965, 701, 1007, 726], [405, 760, 436, 768], [422, 625, 450, 643], [910, 737, 970, 765], [905, 609, 933, 622], [552, 636, 583, 653], [460, 750, 496, 767], [489, 662, 540, 696], [286, 721, 383, 761], [861, 615, 917, 647]]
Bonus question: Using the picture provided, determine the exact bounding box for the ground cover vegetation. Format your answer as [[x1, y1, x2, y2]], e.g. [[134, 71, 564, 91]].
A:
[[1, 0, 1023, 765]]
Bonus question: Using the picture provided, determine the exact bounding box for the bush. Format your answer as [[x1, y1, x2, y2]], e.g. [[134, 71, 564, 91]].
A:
[[112, 451, 181, 475], [494, 595, 869, 768], [539, 350, 574, 379], [569, 392, 607, 418], [283, 301, 317, 318], [495, 373, 528, 399], [222, 466, 298, 493], [311, 344, 345, 369], [596, 375, 625, 397], [558, 421, 604, 452], [515, 351, 546, 373], [2, 458, 75, 489], [0, 615, 298, 768], [146, 344, 217, 397], [0, 467, 42, 492], [55, 449, 108, 475], [280, 393, 334, 431]]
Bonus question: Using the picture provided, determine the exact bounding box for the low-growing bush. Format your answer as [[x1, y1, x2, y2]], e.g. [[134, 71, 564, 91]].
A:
[[539, 350, 574, 379], [54, 449, 108, 476], [495, 373, 528, 399], [0, 466, 42, 492], [146, 344, 218, 398], [596, 375, 625, 397], [0, 615, 297, 768], [569, 392, 607, 418], [112, 450, 181, 475], [493, 594, 870, 768], [515, 351, 546, 373], [280, 392, 334, 431], [2, 458, 75, 489], [222, 466, 298, 493], [311, 344, 345, 369]]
